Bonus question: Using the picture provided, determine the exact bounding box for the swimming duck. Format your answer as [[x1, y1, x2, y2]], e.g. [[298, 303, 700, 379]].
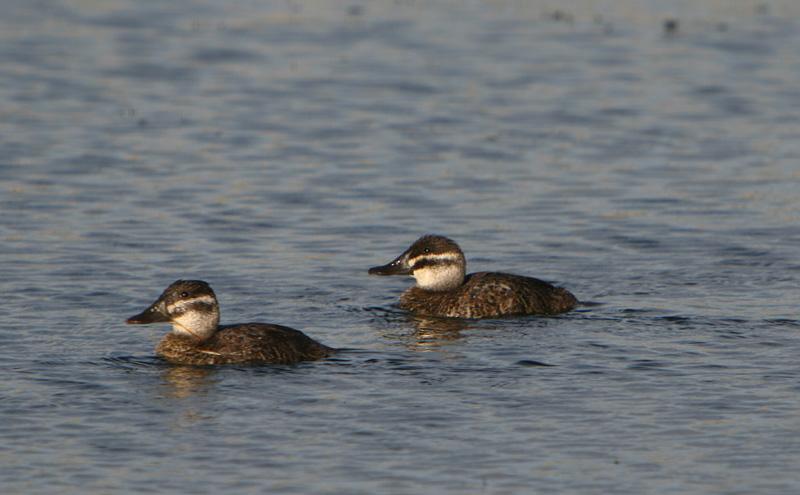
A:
[[368, 235, 578, 318], [126, 280, 335, 365]]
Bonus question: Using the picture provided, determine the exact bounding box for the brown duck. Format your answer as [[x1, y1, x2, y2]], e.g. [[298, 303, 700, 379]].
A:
[[368, 235, 578, 318], [126, 280, 335, 365]]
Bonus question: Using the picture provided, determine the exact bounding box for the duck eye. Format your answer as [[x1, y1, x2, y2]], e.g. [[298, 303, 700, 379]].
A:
[[423, 248, 431, 254], [180, 291, 189, 298]]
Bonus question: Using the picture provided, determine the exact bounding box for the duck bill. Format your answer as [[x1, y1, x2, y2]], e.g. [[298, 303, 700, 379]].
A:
[[368, 253, 413, 276], [126, 301, 170, 325]]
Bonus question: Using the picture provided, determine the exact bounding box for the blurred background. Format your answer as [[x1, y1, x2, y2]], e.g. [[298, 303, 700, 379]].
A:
[[2, 1, 800, 494]]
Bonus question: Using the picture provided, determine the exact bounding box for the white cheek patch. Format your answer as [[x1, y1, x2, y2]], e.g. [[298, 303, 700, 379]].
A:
[[413, 263, 465, 291], [413, 268, 442, 289], [171, 311, 211, 336], [167, 295, 219, 337]]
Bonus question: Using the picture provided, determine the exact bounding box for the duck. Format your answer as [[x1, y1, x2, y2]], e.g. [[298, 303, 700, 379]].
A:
[[126, 280, 335, 365], [368, 235, 578, 318]]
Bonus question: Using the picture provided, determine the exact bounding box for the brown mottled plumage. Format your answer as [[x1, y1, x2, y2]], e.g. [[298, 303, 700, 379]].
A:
[[369, 235, 578, 318], [126, 280, 335, 365]]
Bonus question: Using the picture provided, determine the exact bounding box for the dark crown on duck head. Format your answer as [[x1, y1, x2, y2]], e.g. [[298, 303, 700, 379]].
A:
[[405, 235, 465, 270], [160, 280, 218, 315]]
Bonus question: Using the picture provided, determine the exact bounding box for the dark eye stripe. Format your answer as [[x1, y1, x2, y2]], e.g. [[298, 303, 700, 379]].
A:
[[411, 257, 459, 270]]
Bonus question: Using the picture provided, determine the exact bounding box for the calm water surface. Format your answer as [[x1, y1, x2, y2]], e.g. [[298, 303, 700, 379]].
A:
[[2, 1, 800, 494]]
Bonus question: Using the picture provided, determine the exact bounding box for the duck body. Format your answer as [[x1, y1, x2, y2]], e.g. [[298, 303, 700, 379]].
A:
[[127, 280, 335, 365], [398, 271, 578, 318], [369, 235, 578, 319], [154, 322, 334, 366]]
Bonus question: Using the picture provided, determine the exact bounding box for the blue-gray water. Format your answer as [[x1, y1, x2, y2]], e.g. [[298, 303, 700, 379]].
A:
[[2, 1, 800, 493]]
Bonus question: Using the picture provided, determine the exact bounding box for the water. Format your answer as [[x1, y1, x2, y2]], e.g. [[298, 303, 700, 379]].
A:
[[2, 1, 800, 493]]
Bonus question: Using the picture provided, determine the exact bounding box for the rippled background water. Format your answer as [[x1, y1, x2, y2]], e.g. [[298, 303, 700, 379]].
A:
[[3, 1, 800, 493]]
